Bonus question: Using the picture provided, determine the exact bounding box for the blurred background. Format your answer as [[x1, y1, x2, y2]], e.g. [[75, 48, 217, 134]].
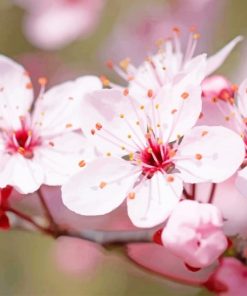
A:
[[0, 0, 247, 295]]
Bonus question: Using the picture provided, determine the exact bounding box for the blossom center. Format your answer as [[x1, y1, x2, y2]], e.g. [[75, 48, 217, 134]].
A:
[[137, 137, 175, 178], [6, 128, 41, 159]]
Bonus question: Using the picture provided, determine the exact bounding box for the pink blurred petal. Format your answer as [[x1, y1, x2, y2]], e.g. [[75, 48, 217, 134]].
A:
[[127, 243, 216, 285], [53, 236, 103, 275]]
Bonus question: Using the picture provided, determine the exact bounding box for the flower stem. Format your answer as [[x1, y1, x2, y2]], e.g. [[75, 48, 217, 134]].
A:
[[7, 207, 53, 236], [37, 188, 58, 231], [208, 183, 217, 204]]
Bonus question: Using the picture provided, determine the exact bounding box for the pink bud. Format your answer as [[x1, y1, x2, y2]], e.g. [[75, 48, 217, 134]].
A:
[[205, 258, 247, 295], [161, 200, 228, 268], [202, 75, 233, 100]]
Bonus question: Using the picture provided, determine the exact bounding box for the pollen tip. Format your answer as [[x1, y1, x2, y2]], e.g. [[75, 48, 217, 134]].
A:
[[100, 75, 110, 87], [95, 123, 102, 130], [65, 123, 73, 128], [128, 192, 136, 200], [195, 153, 203, 160], [123, 88, 129, 96], [193, 33, 201, 40], [147, 89, 154, 98], [201, 131, 208, 137], [38, 77, 47, 86], [79, 160, 86, 167], [25, 82, 33, 89], [181, 92, 189, 99], [231, 84, 238, 92], [172, 26, 180, 34], [120, 114, 125, 119], [91, 129, 96, 135], [166, 175, 174, 182], [119, 58, 130, 71], [17, 147, 25, 154], [99, 181, 107, 189], [106, 60, 113, 69]]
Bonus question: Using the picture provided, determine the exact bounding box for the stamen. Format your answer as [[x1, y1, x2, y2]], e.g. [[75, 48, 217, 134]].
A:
[[79, 160, 86, 167]]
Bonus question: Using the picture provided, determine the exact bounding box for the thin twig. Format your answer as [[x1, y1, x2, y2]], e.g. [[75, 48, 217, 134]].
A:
[[191, 184, 196, 200], [183, 188, 193, 200], [38, 188, 58, 231], [208, 183, 217, 204], [58, 229, 153, 245], [7, 208, 53, 236]]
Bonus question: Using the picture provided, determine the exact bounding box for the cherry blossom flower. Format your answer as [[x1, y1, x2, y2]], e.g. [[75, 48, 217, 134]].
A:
[[205, 257, 247, 295], [199, 76, 247, 197], [161, 200, 228, 269], [106, 32, 242, 103], [0, 55, 102, 194], [102, 0, 226, 64], [62, 71, 244, 228], [14, 0, 105, 50]]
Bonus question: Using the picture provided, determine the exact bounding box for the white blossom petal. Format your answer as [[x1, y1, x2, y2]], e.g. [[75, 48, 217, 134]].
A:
[[175, 126, 245, 183], [127, 172, 182, 228], [235, 167, 247, 198], [206, 36, 243, 76], [35, 132, 93, 186], [32, 76, 102, 137], [0, 55, 34, 129], [0, 154, 44, 194], [237, 78, 247, 118], [62, 157, 139, 216], [155, 78, 202, 143]]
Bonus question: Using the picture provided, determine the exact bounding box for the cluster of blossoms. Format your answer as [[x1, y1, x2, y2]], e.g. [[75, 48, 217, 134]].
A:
[[1, 29, 247, 295]]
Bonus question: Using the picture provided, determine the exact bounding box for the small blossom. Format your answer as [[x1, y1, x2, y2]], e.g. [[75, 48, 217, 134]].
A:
[[205, 257, 247, 295], [161, 200, 228, 269], [0, 55, 101, 194], [62, 72, 244, 228], [106, 32, 242, 103], [14, 0, 105, 50]]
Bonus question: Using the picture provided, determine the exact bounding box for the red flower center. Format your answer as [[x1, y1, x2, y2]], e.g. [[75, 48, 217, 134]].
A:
[[138, 137, 175, 178], [6, 128, 41, 159]]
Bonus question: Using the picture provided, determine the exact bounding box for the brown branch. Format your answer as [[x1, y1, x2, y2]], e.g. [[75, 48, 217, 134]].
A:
[[58, 229, 153, 245], [7, 208, 53, 236], [37, 188, 58, 231], [8, 207, 153, 245], [208, 183, 217, 204]]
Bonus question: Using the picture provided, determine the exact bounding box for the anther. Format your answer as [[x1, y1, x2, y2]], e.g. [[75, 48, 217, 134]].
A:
[[99, 182, 107, 189], [119, 58, 130, 71], [128, 192, 136, 200], [95, 123, 102, 130], [123, 88, 129, 96], [195, 153, 203, 160], [166, 175, 174, 182], [25, 82, 33, 89], [79, 160, 86, 167], [201, 131, 208, 137], [106, 60, 113, 69], [38, 77, 47, 86], [181, 92, 189, 99], [147, 89, 154, 98], [100, 75, 110, 87]]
